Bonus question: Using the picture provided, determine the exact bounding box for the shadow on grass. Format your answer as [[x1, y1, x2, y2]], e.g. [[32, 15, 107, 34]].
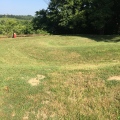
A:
[[61, 34, 120, 42], [80, 35, 120, 42]]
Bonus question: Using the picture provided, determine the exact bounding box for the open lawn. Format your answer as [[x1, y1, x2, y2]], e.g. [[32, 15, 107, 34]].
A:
[[0, 35, 120, 120]]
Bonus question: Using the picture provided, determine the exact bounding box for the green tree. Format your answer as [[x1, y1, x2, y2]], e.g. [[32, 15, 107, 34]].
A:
[[86, 0, 113, 34], [111, 0, 120, 34], [23, 21, 34, 34], [0, 19, 17, 37], [0, 18, 34, 36], [33, 0, 119, 34], [32, 9, 48, 31]]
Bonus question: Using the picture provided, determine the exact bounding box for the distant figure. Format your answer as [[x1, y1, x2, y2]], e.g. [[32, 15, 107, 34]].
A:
[[13, 33, 16, 38]]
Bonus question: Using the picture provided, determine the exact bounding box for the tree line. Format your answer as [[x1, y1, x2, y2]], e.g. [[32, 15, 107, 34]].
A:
[[32, 0, 120, 35], [0, 14, 33, 20], [0, 0, 119, 36]]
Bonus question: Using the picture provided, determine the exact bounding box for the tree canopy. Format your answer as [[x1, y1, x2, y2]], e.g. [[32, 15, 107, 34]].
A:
[[33, 0, 120, 34]]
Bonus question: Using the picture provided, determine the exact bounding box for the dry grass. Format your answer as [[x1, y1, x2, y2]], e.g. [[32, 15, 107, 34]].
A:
[[60, 62, 119, 70], [28, 75, 45, 86], [108, 76, 120, 81]]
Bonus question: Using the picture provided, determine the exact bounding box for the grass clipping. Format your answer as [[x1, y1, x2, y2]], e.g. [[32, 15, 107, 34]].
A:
[[28, 75, 45, 86]]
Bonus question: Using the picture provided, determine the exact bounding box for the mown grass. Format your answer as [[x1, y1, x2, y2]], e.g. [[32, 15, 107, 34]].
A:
[[0, 35, 120, 120]]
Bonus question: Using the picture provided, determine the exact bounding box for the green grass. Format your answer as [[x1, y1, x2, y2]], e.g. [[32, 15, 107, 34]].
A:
[[0, 35, 120, 120]]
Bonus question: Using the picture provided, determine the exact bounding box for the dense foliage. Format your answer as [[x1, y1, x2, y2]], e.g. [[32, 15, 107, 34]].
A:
[[0, 14, 49, 37], [33, 0, 120, 35], [0, 18, 34, 37]]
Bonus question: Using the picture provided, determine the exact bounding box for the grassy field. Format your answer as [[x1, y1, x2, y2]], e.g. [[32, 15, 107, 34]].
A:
[[0, 35, 120, 120]]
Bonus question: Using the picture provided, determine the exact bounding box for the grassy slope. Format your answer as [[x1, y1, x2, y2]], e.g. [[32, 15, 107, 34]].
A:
[[0, 35, 120, 120]]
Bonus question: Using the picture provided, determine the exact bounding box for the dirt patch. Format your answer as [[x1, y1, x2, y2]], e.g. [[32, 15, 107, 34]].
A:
[[28, 75, 45, 86], [23, 112, 29, 120], [108, 76, 120, 81]]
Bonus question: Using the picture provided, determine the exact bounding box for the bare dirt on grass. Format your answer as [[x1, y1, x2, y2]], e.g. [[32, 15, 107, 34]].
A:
[[28, 75, 45, 86], [108, 75, 120, 81]]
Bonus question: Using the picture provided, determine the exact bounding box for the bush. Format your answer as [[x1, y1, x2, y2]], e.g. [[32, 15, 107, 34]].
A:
[[0, 18, 35, 36], [35, 29, 49, 35]]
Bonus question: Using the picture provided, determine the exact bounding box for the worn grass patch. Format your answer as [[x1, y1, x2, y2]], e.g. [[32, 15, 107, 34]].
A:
[[0, 35, 120, 120], [108, 76, 120, 81]]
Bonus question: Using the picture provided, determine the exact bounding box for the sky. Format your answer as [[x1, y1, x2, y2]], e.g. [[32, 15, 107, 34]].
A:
[[0, 0, 49, 16]]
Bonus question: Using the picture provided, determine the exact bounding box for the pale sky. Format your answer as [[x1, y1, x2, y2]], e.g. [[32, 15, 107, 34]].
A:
[[0, 0, 49, 16]]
